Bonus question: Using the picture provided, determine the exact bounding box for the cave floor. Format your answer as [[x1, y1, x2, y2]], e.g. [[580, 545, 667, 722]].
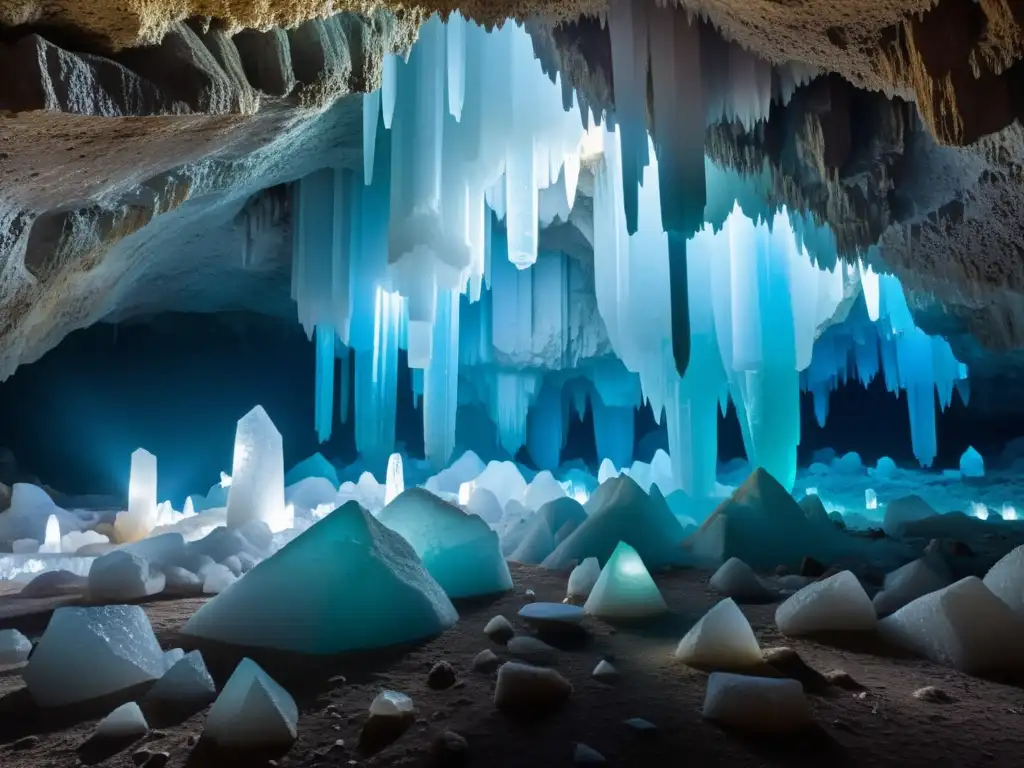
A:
[[1, 564, 1022, 768]]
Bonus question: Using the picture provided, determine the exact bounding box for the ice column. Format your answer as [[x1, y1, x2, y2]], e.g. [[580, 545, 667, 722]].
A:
[[226, 406, 287, 533], [527, 381, 565, 471], [115, 448, 158, 543], [354, 288, 402, 467], [314, 326, 336, 444], [385, 453, 405, 505], [423, 290, 461, 468]]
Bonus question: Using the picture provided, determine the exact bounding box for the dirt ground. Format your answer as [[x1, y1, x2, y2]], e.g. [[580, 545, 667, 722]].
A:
[[1, 563, 1023, 768]]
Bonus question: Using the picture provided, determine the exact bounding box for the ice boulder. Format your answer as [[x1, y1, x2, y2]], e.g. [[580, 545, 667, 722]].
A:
[[201, 563, 237, 594], [19, 569, 88, 597], [882, 495, 938, 538], [92, 702, 149, 741], [583, 541, 667, 621], [24, 605, 165, 707], [675, 598, 762, 670], [147, 650, 217, 709], [425, 450, 486, 496], [0, 629, 32, 665], [832, 452, 863, 474], [776, 571, 876, 635], [0, 483, 80, 544], [873, 456, 897, 479], [684, 469, 856, 570], [523, 471, 567, 512], [285, 452, 339, 488], [466, 487, 503, 524], [541, 476, 686, 571], [493, 662, 572, 717], [983, 545, 1024, 616], [378, 488, 512, 599], [204, 658, 297, 750], [959, 447, 985, 479], [874, 558, 950, 616], [509, 497, 587, 565], [702, 673, 811, 733], [182, 502, 458, 654], [709, 558, 775, 602], [473, 461, 528, 510], [879, 576, 1024, 673], [163, 566, 203, 594], [285, 477, 338, 513], [798, 495, 830, 527], [88, 551, 166, 603], [567, 557, 601, 601]]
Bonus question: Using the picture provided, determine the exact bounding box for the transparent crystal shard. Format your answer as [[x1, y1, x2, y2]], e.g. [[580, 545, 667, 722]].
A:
[[226, 406, 287, 533]]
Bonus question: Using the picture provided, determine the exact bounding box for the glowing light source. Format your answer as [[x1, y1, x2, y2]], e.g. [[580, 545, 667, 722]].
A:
[[865, 489, 877, 511], [39, 515, 60, 554], [583, 541, 668, 620], [1002, 503, 1017, 521], [385, 453, 405, 506], [805, 487, 818, 498], [220, 472, 233, 488], [970, 502, 989, 521], [458, 481, 476, 506]]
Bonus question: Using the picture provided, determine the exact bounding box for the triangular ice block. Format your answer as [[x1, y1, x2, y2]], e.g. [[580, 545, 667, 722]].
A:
[[583, 541, 667, 621], [775, 571, 877, 635], [675, 598, 762, 669], [204, 658, 298, 750]]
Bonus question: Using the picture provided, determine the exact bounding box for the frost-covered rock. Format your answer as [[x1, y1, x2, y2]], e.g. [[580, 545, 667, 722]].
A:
[[472, 461, 528, 511], [493, 662, 571, 717], [378, 488, 512, 599], [542, 476, 686, 571], [146, 650, 216, 709], [466, 487, 503, 524], [370, 690, 415, 717], [675, 598, 762, 670], [685, 469, 856, 570], [62, 529, 110, 554], [879, 576, 1024, 673], [88, 551, 166, 603], [583, 541, 667, 621], [201, 563, 237, 594], [92, 702, 149, 741], [162, 565, 203, 594], [19, 569, 88, 597], [702, 673, 811, 733], [983, 545, 1024, 616], [0, 629, 32, 665], [882, 495, 938, 538], [874, 559, 950, 616], [776, 571, 877, 635], [509, 497, 586, 565], [122, 532, 187, 569], [24, 605, 165, 707], [285, 452, 339, 488], [204, 658, 297, 750], [523, 471, 567, 512], [567, 557, 601, 601], [709, 558, 775, 602], [507, 636, 558, 665], [592, 659, 618, 683], [182, 502, 457, 654]]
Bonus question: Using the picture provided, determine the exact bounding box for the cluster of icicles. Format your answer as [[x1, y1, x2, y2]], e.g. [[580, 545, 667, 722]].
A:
[[286, 2, 966, 497]]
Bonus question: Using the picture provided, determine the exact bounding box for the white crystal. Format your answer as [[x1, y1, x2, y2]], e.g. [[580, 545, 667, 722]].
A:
[[24, 605, 165, 708], [115, 448, 158, 543], [702, 673, 810, 733], [226, 406, 288, 533], [369, 690, 415, 717], [92, 702, 149, 740], [88, 551, 166, 603], [879, 576, 1024, 673], [147, 650, 217, 708], [675, 598, 762, 669], [775, 571, 877, 635], [709, 558, 774, 602], [204, 658, 298, 749], [874, 559, 950, 616], [567, 557, 601, 600], [983, 545, 1024, 616]]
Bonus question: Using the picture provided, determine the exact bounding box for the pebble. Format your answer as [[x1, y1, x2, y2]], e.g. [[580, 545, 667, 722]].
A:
[[428, 661, 458, 690], [574, 743, 606, 763], [913, 686, 956, 704], [473, 649, 500, 672]]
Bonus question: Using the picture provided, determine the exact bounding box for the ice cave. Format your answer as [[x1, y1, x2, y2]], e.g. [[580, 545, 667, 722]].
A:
[[3, 1, 1024, 765]]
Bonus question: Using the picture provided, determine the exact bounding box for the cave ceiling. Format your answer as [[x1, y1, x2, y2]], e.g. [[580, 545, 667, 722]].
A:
[[2, 0, 1024, 412]]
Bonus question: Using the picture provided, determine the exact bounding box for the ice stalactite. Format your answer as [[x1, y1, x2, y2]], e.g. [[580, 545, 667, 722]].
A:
[[314, 326, 335, 444], [354, 287, 403, 468], [423, 290, 461, 468]]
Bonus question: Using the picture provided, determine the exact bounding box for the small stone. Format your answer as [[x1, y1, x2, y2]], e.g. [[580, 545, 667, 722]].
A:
[[10, 736, 40, 751], [523, 589, 537, 602], [761, 647, 831, 694], [800, 557, 827, 577], [484, 616, 514, 644], [494, 662, 572, 718], [623, 718, 657, 733], [132, 750, 151, 766], [507, 636, 558, 665], [913, 686, 956, 704], [186, 735, 198, 747], [144, 752, 169, 768], [431, 730, 468, 766], [592, 660, 618, 684], [428, 661, 457, 690], [473, 650, 500, 673], [825, 670, 865, 691], [574, 743, 605, 763]]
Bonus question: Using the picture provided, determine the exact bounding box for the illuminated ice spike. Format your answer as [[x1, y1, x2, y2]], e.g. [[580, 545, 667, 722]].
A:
[[226, 406, 288, 533], [1002, 503, 1018, 521], [970, 502, 989, 521], [314, 325, 336, 443], [385, 453, 405, 506], [583, 541, 668, 621], [220, 472, 232, 488], [959, 447, 984, 478], [865, 489, 877, 511], [354, 288, 402, 466], [39, 515, 60, 554], [423, 290, 461, 468], [114, 448, 158, 543]]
